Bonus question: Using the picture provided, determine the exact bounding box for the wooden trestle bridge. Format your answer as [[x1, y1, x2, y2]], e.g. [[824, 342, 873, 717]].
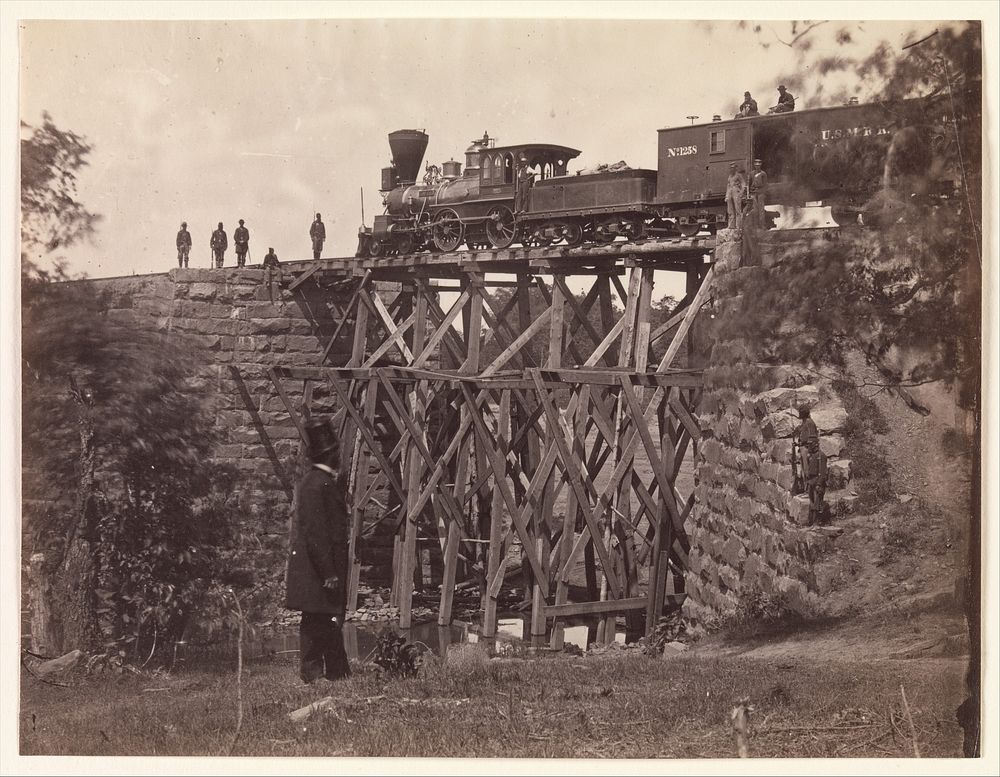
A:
[[238, 236, 717, 647]]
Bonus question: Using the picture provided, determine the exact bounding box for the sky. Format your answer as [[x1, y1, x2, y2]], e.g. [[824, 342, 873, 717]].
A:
[[15, 10, 953, 301]]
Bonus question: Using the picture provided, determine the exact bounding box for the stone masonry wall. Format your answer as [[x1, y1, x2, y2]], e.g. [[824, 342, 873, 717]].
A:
[[683, 231, 856, 628], [66, 267, 399, 590]]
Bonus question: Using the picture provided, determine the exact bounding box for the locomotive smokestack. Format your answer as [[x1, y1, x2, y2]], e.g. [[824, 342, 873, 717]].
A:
[[388, 129, 429, 186]]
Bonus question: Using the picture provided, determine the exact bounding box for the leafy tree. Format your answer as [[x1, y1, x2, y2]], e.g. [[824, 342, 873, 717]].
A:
[[721, 20, 982, 754], [22, 281, 247, 659], [21, 112, 102, 266], [21, 116, 246, 660]]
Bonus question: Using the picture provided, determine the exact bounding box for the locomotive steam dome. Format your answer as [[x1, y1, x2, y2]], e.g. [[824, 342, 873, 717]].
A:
[[388, 129, 429, 186]]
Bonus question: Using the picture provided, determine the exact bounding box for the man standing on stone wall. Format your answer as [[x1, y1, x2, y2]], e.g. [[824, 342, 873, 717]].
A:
[[310, 213, 326, 260], [286, 417, 351, 684], [234, 219, 250, 267], [726, 163, 746, 230], [211, 222, 228, 268], [176, 222, 192, 268]]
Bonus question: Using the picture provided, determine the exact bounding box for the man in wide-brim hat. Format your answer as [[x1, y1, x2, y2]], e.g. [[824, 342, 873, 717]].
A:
[[285, 416, 351, 683]]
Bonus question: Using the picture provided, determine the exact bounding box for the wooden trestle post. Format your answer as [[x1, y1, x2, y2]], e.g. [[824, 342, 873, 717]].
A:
[[399, 284, 428, 629], [238, 238, 710, 646]]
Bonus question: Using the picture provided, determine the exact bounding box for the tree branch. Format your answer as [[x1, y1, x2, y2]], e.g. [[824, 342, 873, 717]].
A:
[[769, 21, 829, 48]]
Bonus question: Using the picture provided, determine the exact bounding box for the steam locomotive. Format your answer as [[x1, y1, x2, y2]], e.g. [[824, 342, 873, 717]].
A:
[[356, 96, 952, 257]]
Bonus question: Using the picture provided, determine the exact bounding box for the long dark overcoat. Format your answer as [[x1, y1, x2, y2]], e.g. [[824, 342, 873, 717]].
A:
[[285, 467, 349, 615]]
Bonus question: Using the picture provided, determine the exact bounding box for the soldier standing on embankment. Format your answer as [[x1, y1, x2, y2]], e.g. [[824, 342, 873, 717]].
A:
[[726, 163, 746, 230], [211, 222, 228, 268], [234, 219, 250, 267], [796, 406, 827, 525], [310, 213, 326, 260], [176, 222, 192, 268]]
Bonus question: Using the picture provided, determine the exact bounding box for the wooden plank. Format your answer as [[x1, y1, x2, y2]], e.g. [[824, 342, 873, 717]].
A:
[[659, 264, 714, 370], [583, 310, 628, 368], [462, 285, 484, 374], [529, 369, 622, 599], [483, 391, 510, 637], [362, 310, 417, 368], [530, 534, 548, 636], [321, 270, 372, 363], [458, 381, 546, 584], [546, 275, 565, 369], [413, 287, 471, 368], [230, 367, 293, 498], [552, 275, 608, 356], [376, 374, 472, 538], [543, 597, 648, 618], [347, 379, 378, 613], [550, 384, 590, 650], [669, 394, 702, 440], [324, 370, 407, 507], [633, 267, 654, 372], [399, 288, 428, 630], [481, 306, 551, 377], [347, 289, 371, 367], [618, 376, 676, 520], [287, 262, 319, 291], [648, 292, 692, 346], [370, 290, 415, 362]]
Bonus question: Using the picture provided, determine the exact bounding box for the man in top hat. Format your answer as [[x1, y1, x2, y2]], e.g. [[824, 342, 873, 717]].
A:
[[738, 91, 759, 118], [750, 159, 769, 227], [725, 162, 747, 230], [310, 213, 326, 260], [234, 219, 250, 267], [210, 222, 228, 268], [772, 84, 796, 113], [176, 222, 192, 268], [286, 417, 351, 684]]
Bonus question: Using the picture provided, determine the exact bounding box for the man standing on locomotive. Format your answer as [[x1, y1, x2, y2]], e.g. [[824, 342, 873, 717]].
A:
[[310, 213, 326, 260], [210, 222, 228, 268], [515, 157, 537, 215], [176, 221, 192, 268], [234, 219, 250, 267], [725, 162, 747, 230], [771, 85, 796, 113]]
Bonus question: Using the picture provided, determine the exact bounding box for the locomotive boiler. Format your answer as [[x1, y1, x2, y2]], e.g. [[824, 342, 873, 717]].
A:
[[357, 129, 583, 256]]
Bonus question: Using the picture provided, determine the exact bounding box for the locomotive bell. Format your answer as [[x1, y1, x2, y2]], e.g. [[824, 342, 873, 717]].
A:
[[388, 129, 429, 186]]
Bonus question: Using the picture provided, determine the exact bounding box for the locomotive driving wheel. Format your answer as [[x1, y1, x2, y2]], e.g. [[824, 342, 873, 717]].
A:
[[592, 217, 617, 244], [368, 238, 388, 257], [395, 232, 415, 255], [561, 222, 584, 247], [621, 217, 646, 241], [432, 209, 465, 252], [486, 206, 517, 249]]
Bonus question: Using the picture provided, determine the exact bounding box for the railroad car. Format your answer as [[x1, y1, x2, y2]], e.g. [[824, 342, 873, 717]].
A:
[[356, 95, 954, 256], [654, 96, 948, 232]]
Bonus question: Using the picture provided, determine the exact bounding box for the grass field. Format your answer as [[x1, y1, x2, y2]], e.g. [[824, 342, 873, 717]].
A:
[[20, 638, 966, 759]]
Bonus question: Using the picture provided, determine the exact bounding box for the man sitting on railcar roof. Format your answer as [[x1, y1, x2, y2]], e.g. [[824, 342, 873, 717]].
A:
[[737, 91, 759, 118], [770, 85, 796, 114]]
